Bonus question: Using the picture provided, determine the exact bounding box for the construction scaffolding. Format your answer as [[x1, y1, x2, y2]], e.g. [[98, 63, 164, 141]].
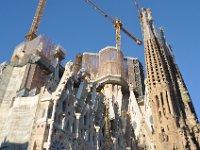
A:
[[24, 35, 55, 62], [98, 47, 125, 78], [82, 47, 125, 83], [82, 47, 142, 87], [82, 52, 99, 79], [12, 35, 65, 66], [81, 46, 145, 98]]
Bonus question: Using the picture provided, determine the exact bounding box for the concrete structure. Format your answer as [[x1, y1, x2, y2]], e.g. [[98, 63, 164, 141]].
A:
[[0, 37, 144, 149], [0, 5, 200, 150]]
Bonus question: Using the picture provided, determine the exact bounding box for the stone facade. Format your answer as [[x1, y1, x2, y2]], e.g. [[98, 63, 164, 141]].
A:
[[0, 6, 199, 150], [0, 36, 145, 150], [140, 8, 200, 149]]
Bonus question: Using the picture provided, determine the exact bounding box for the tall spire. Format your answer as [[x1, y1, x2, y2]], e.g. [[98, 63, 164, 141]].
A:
[[160, 27, 199, 132], [160, 27, 173, 57], [140, 8, 160, 42], [140, 6, 200, 149]]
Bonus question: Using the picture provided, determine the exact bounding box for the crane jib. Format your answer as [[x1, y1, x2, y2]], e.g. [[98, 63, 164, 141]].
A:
[[85, 0, 142, 46], [121, 27, 142, 45]]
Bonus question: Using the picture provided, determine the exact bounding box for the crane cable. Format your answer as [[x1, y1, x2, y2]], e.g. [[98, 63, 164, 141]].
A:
[[85, 0, 115, 24], [85, 0, 142, 45]]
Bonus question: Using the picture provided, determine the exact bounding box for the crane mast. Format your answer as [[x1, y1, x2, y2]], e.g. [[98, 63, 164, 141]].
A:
[[25, 0, 47, 41], [115, 17, 122, 50], [85, 0, 142, 49]]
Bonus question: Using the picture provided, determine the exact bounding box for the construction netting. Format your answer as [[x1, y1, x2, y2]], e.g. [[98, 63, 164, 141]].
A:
[[14, 35, 57, 64], [124, 57, 136, 88], [82, 47, 138, 83], [82, 53, 99, 79], [99, 47, 125, 78]]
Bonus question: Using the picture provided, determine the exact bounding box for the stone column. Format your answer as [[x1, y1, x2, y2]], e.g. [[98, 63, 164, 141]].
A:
[[117, 85, 122, 116], [47, 98, 57, 144], [111, 137, 117, 150], [94, 125, 100, 150], [45, 61, 73, 149], [75, 113, 81, 138], [61, 114, 66, 129]]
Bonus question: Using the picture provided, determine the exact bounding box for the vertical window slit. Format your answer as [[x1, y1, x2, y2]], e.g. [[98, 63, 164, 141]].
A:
[[166, 91, 171, 114]]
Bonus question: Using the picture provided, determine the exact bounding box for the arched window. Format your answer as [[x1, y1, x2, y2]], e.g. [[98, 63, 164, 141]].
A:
[[48, 105, 53, 118], [72, 121, 76, 133], [84, 114, 87, 126], [65, 120, 70, 131], [155, 95, 159, 107], [62, 101, 66, 112], [42, 109, 46, 118]]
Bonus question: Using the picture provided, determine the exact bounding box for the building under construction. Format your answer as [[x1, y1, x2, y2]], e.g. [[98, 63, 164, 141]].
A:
[[0, 0, 200, 150]]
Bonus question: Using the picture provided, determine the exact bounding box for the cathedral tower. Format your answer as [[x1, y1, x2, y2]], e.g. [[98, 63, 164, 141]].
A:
[[140, 8, 200, 149], [0, 1, 200, 149]]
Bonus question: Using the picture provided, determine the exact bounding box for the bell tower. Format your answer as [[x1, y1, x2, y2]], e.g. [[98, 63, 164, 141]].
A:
[[140, 8, 200, 149]]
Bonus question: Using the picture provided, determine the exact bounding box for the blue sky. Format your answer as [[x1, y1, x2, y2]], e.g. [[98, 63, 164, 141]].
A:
[[0, 0, 200, 119]]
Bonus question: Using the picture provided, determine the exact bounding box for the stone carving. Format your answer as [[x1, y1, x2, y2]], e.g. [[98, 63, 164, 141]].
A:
[[61, 115, 66, 129], [159, 128, 168, 142], [65, 61, 73, 73], [0, 62, 7, 76], [193, 125, 200, 143], [51, 140, 66, 150]]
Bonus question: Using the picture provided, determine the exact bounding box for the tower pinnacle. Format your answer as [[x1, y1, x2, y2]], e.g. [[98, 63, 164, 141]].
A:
[[140, 6, 200, 149], [147, 8, 153, 21]]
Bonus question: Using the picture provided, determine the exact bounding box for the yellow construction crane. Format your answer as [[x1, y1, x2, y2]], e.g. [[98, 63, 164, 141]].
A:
[[85, 0, 142, 50], [25, 0, 47, 41]]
